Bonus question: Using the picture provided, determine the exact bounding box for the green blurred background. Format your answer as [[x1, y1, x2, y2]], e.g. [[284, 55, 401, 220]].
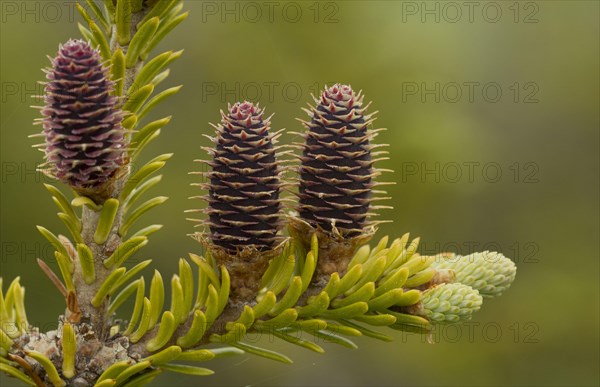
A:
[[1, 1, 598, 386]]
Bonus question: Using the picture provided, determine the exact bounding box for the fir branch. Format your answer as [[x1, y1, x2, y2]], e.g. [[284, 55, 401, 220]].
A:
[[0, 2, 519, 385]]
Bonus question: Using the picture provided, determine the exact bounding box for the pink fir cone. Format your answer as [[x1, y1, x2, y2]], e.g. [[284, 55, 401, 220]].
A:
[[38, 39, 126, 203]]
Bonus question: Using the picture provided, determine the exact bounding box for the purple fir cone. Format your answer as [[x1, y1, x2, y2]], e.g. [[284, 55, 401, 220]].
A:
[[204, 102, 283, 254], [39, 39, 125, 201], [297, 84, 382, 237]]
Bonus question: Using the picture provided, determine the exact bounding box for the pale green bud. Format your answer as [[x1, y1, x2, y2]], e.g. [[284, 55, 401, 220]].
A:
[[420, 283, 482, 323], [433, 251, 516, 297]]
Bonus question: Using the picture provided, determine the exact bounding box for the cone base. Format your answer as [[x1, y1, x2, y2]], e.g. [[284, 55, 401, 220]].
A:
[[287, 215, 376, 278]]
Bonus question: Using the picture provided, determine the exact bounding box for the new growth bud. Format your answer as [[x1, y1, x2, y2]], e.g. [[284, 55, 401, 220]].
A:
[[420, 283, 483, 323], [432, 251, 517, 297]]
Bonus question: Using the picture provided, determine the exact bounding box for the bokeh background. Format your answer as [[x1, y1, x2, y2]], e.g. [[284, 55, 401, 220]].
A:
[[1, 1, 598, 386]]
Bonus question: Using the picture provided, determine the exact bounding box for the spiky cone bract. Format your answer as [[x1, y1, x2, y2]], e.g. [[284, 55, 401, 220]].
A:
[[38, 39, 126, 203], [293, 84, 388, 277], [192, 101, 284, 301], [432, 251, 517, 297]]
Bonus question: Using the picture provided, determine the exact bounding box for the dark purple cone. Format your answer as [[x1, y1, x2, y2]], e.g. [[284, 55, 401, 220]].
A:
[[297, 84, 377, 237], [40, 39, 125, 200], [205, 102, 283, 254]]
